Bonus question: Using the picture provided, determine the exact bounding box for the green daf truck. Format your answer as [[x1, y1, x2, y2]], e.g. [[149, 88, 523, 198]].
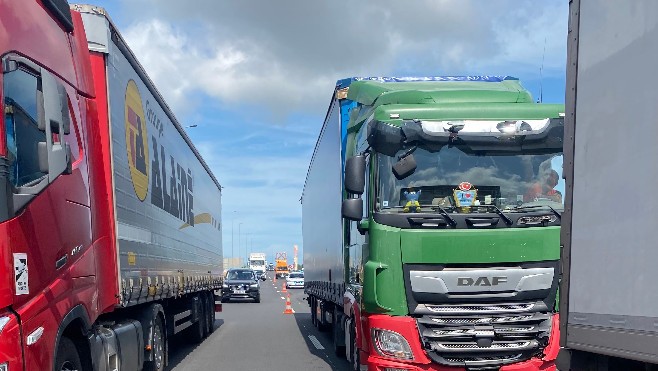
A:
[[303, 76, 564, 371]]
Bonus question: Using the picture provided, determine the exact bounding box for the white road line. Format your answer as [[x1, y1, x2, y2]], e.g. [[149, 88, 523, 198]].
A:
[[280, 296, 285, 300], [308, 335, 325, 350]]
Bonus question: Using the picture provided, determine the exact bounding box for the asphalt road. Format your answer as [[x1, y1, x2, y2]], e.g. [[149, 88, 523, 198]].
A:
[[166, 272, 350, 371]]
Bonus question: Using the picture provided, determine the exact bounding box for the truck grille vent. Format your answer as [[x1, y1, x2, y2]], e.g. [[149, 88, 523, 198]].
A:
[[416, 302, 552, 368], [435, 341, 533, 350], [443, 353, 523, 364], [425, 303, 534, 313], [429, 315, 534, 325]]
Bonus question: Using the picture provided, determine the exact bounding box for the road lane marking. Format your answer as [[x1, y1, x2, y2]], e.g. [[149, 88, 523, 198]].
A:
[[308, 335, 325, 350], [280, 296, 285, 300]]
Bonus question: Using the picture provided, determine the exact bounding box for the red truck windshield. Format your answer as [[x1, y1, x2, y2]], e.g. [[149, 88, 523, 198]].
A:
[[4, 67, 45, 189]]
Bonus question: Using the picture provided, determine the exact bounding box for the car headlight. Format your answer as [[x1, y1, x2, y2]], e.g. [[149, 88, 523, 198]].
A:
[[250, 284, 258, 288], [371, 328, 413, 360], [222, 283, 228, 288]]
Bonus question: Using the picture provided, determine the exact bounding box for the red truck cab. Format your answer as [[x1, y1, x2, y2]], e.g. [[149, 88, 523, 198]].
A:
[[0, 1, 108, 370]]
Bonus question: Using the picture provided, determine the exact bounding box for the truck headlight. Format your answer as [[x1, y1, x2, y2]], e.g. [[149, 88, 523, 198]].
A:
[[0, 316, 10, 334], [0, 362, 7, 371], [371, 328, 413, 360]]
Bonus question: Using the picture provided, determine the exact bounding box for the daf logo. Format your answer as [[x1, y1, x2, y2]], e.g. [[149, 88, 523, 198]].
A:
[[457, 276, 508, 286]]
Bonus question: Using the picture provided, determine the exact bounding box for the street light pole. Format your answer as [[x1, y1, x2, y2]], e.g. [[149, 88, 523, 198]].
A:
[[238, 222, 243, 267], [245, 233, 250, 267], [231, 211, 237, 268]]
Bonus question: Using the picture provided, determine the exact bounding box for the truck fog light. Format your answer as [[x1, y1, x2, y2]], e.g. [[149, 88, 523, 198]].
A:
[[0, 362, 8, 371], [371, 328, 413, 360]]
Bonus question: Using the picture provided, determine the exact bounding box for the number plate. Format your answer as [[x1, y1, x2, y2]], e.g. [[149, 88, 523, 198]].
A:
[[235, 290, 245, 294]]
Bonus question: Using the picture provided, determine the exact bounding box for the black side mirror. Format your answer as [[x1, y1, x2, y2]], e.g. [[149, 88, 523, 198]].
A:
[[392, 154, 417, 180], [342, 198, 363, 221], [345, 155, 366, 195]]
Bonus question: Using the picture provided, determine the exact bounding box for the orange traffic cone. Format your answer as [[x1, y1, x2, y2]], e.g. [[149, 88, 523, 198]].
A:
[[283, 294, 294, 314], [282, 282, 288, 293]]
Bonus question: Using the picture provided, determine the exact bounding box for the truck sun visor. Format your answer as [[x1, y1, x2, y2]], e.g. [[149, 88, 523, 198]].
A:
[[367, 118, 564, 156]]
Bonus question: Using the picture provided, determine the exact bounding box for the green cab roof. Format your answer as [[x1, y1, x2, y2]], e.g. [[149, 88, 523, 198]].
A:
[[342, 78, 564, 130], [346, 78, 534, 106]]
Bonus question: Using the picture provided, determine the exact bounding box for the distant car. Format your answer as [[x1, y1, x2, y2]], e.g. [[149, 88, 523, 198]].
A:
[[286, 271, 304, 289], [267, 263, 275, 271], [221, 268, 265, 303]]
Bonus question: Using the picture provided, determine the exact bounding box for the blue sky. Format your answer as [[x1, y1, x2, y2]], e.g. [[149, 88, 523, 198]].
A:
[[73, 0, 568, 265]]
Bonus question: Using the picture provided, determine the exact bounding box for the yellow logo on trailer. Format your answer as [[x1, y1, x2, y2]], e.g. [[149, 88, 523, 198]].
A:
[[124, 80, 149, 201]]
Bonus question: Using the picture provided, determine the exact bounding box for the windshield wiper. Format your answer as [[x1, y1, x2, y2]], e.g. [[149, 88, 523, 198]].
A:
[[485, 204, 513, 226], [429, 205, 457, 227], [514, 205, 562, 220]]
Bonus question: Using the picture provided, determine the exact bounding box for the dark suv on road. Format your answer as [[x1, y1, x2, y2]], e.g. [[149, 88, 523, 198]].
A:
[[221, 269, 264, 303]]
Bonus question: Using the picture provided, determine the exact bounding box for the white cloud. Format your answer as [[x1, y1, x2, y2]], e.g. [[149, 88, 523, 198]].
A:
[[122, 19, 199, 114], [107, 0, 569, 263], [117, 0, 567, 118]]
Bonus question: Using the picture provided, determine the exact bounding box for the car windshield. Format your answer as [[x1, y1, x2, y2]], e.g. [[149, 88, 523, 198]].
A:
[[377, 147, 564, 213], [289, 273, 304, 278], [227, 271, 254, 280]]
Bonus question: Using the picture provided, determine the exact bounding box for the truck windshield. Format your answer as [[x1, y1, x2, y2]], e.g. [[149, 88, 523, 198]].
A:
[[377, 148, 564, 213], [250, 260, 265, 266]]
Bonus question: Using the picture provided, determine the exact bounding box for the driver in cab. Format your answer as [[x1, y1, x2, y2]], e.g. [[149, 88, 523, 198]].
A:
[[525, 169, 562, 203]]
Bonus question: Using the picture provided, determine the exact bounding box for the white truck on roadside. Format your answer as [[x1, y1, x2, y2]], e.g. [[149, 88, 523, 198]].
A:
[[249, 253, 267, 278]]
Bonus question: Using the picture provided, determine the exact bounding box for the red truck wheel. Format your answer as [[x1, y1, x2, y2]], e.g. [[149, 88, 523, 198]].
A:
[[144, 316, 165, 371], [54, 337, 83, 371], [349, 319, 360, 371]]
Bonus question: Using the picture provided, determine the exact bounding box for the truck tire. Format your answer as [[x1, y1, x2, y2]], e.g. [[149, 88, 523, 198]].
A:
[[333, 310, 346, 357], [349, 319, 360, 371], [143, 316, 165, 371], [201, 295, 210, 338], [206, 292, 215, 334], [188, 296, 206, 343], [54, 336, 83, 371], [316, 302, 328, 332], [310, 297, 318, 327]]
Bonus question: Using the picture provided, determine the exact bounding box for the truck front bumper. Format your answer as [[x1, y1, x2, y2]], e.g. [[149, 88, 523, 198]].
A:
[[361, 313, 560, 371]]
